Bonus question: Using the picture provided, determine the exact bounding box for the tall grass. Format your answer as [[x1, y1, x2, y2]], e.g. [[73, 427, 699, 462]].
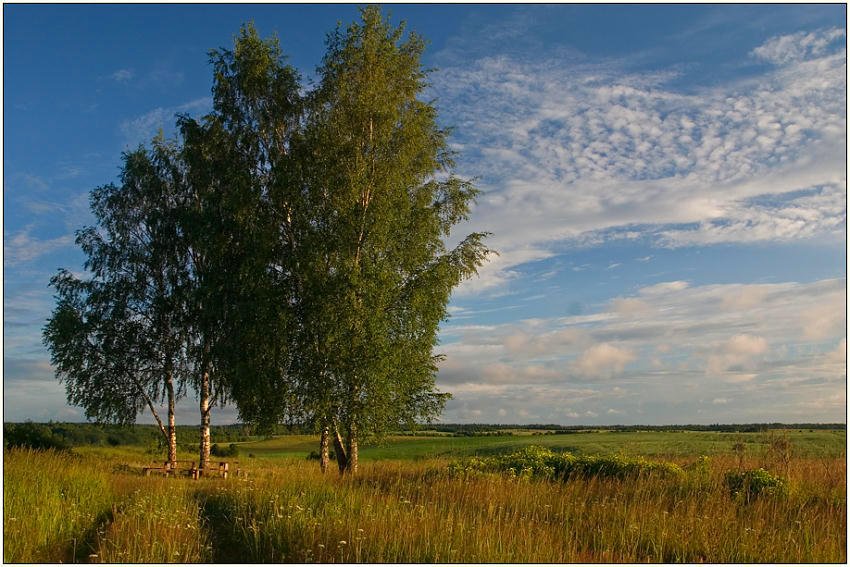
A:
[[3, 448, 115, 562], [93, 479, 211, 563], [4, 442, 846, 563], [193, 456, 846, 563]]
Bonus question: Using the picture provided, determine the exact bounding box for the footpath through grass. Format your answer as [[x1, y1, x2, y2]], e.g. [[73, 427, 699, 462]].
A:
[[4, 430, 846, 563]]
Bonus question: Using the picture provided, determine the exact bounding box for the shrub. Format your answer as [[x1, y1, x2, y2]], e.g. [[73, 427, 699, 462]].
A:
[[210, 443, 239, 458], [449, 446, 684, 481], [306, 450, 336, 461], [724, 468, 786, 501]]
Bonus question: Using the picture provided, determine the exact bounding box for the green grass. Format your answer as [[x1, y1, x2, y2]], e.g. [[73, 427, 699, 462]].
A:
[[3, 449, 116, 562], [4, 429, 846, 563], [236, 428, 847, 461]]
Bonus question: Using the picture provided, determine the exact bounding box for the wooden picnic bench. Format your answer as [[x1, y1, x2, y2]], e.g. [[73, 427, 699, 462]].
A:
[[142, 459, 247, 479], [190, 461, 246, 480], [143, 460, 196, 477]]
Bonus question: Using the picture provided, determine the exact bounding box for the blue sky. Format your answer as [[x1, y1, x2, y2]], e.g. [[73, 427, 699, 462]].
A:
[[4, 4, 846, 425]]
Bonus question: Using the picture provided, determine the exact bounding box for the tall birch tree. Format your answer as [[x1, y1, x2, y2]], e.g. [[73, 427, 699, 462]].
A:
[[176, 24, 306, 465], [300, 7, 493, 473], [43, 138, 191, 467]]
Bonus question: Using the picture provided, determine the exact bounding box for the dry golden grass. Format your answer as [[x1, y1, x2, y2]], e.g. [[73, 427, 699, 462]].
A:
[[4, 444, 846, 563], [194, 456, 846, 563]]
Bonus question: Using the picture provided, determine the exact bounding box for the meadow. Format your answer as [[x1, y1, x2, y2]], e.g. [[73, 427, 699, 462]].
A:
[[4, 428, 846, 563]]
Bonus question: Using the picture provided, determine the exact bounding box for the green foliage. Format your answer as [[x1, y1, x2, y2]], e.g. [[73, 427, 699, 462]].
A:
[[291, 5, 492, 467], [176, 10, 492, 469], [449, 445, 685, 481], [210, 443, 240, 458], [42, 136, 194, 464], [3, 422, 70, 451], [725, 468, 787, 501]]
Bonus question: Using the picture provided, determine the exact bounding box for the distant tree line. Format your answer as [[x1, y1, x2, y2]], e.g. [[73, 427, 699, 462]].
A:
[[2, 421, 309, 451], [6, 420, 843, 452], [427, 423, 846, 433]]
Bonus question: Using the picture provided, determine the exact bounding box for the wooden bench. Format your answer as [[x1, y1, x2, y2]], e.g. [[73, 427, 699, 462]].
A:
[[143, 460, 196, 477], [190, 461, 246, 479]]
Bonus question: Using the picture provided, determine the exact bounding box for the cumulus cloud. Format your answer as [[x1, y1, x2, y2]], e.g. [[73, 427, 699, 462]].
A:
[[437, 277, 846, 423], [706, 334, 768, 376], [720, 285, 769, 311], [572, 343, 636, 377], [609, 297, 655, 317]]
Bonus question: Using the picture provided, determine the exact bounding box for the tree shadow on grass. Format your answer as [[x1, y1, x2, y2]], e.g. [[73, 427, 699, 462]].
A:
[[70, 505, 117, 563], [195, 494, 250, 563]]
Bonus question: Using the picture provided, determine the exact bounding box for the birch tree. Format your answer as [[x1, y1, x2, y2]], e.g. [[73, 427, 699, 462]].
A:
[[44, 138, 191, 467], [176, 24, 305, 467], [300, 7, 493, 473]]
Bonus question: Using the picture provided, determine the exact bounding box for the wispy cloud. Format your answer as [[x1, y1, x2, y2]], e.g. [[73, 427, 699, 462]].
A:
[[119, 97, 212, 148], [4, 225, 74, 266], [437, 27, 846, 296], [111, 68, 134, 83]]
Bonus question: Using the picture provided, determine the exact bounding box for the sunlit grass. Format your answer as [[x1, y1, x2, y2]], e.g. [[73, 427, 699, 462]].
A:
[[192, 456, 846, 563], [94, 479, 211, 563], [3, 431, 846, 563], [3, 448, 115, 562]]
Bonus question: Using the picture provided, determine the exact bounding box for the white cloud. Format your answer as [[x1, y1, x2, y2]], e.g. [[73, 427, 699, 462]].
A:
[[111, 69, 134, 83], [4, 225, 74, 266], [437, 277, 846, 423], [572, 343, 636, 377], [609, 297, 655, 317], [824, 338, 847, 366], [706, 334, 768, 376], [639, 281, 689, 295], [434, 27, 845, 296], [720, 285, 769, 311], [119, 97, 211, 148], [801, 291, 846, 340], [752, 28, 846, 65]]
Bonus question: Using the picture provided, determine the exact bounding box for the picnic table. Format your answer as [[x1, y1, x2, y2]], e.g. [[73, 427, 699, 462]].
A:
[[142, 460, 196, 477], [192, 461, 245, 479], [142, 459, 246, 479]]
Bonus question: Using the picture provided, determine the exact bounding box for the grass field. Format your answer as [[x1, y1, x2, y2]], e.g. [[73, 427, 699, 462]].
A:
[[237, 428, 847, 460], [4, 428, 846, 563]]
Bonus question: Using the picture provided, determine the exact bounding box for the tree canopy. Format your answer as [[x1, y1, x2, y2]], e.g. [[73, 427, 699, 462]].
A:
[[44, 137, 192, 464], [44, 7, 493, 474]]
